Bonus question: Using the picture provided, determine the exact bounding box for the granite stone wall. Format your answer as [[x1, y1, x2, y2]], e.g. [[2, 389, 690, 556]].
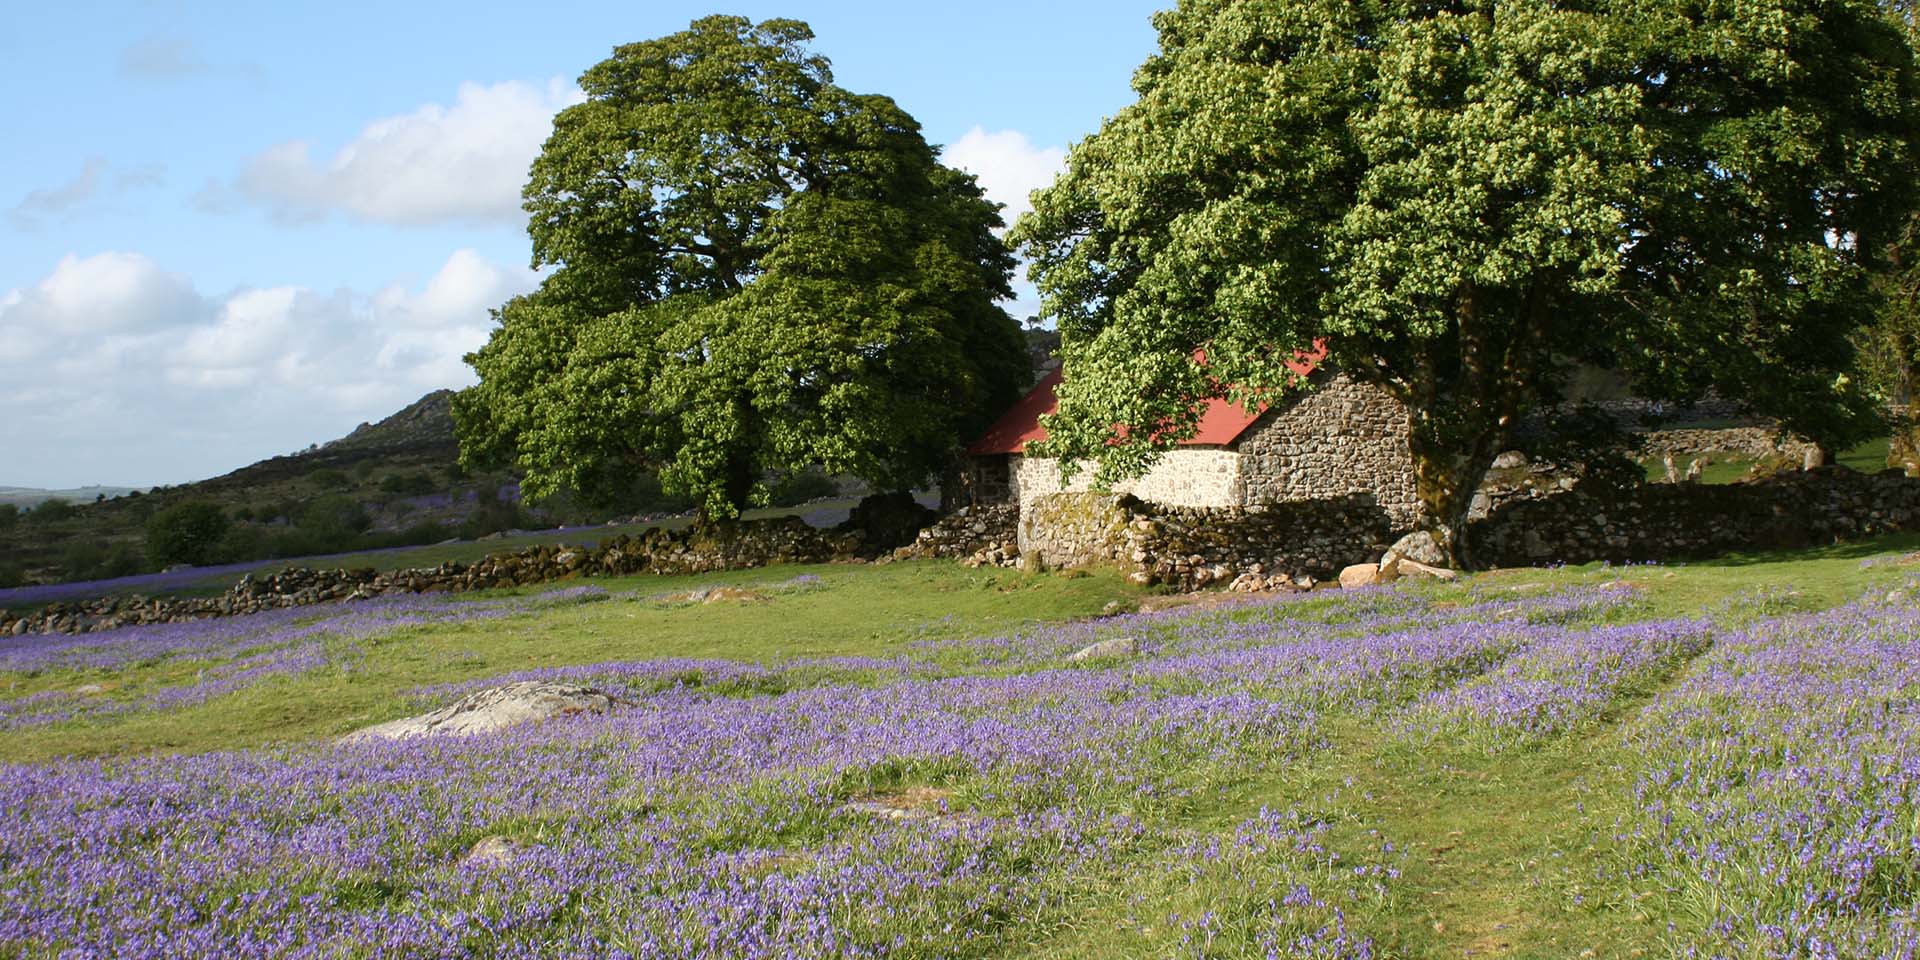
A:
[[1011, 448, 1243, 516], [1016, 468, 1920, 590], [1233, 374, 1417, 527]]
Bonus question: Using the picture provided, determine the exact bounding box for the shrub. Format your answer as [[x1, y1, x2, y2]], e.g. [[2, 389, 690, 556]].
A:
[[378, 473, 437, 496], [0, 504, 16, 531], [29, 498, 74, 523], [308, 469, 350, 491], [768, 471, 840, 507], [146, 501, 231, 567], [296, 495, 372, 538], [97, 543, 145, 579], [61, 541, 104, 580]]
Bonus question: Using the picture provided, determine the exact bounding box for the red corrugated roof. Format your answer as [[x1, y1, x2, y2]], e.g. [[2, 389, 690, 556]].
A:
[[966, 345, 1326, 457]]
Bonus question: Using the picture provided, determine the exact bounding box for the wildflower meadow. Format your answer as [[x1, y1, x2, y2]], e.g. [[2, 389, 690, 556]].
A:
[[2, 553, 1918, 957]]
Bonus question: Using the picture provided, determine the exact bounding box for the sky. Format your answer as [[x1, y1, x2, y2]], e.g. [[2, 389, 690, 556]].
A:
[[0, 1, 1165, 489]]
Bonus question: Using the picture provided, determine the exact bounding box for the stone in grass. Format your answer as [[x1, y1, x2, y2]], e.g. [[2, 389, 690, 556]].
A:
[[343, 681, 626, 743], [1382, 530, 1448, 569], [1337, 562, 1397, 590], [1394, 559, 1461, 582], [460, 835, 523, 868], [840, 786, 973, 824], [73, 683, 106, 696], [1067, 637, 1140, 663]]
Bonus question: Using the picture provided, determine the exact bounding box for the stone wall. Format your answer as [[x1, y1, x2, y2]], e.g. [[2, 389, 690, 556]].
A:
[[1471, 467, 1920, 566], [1016, 468, 1920, 590], [2, 515, 878, 637], [1017, 491, 1394, 587], [897, 502, 1019, 567], [1018, 493, 1136, 570], [1233, 374, 1417, 527], [1640, 427, 1816, 463], [1012, 448, 1244, 515]]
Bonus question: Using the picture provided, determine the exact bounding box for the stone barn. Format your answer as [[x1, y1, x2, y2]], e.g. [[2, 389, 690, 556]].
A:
[[964, 366, 1419, 561]]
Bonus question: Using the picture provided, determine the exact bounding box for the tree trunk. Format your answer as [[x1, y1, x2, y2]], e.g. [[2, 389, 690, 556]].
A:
[[1892, 415, 1920, 477], [1407, 414, 1502, 570]]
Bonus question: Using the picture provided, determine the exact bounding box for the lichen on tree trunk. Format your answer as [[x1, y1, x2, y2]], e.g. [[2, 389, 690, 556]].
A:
[[1407, 412, 1502, 570]]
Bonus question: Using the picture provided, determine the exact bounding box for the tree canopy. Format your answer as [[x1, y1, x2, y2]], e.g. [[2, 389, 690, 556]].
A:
[[1013, 0, 1920, 564], [454, 16, 1030, 519]]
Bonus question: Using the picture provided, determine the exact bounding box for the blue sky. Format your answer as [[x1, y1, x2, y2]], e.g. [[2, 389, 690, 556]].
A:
[[0, 1, 1164, 488]]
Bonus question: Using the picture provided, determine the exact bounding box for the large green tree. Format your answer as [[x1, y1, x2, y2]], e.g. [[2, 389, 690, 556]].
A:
[[1861, 0, 1920, 473], [455, 16, 1029, 519], [1014, 0, 1919, 566]]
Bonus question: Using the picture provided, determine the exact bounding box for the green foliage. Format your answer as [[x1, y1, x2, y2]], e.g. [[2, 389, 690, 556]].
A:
[[60, 541, 104, 580], [460, 490, 532, 539], [145, 502, 232, 568], [377, 473, 436, 496], [767, 471, 840, 507], [455, 15, 1029, 520], [308, 469, 350, 491], [0, 504, 16, 531], [97, 543, 143, 579], [1013, 0, 1920, 562], [296, 495, 372, 539], [28, 498, 74, 523]]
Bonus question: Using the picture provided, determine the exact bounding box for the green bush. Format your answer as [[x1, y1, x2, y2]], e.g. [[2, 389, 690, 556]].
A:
[[62, 541, 104, 580], [308, 469, 351, 491], [378, 473, 437, 496], [29, 498, 74, 523], [97, 544, 144, 579], [768, 471, 840, 507], [146, 501, 231, 567], [0, 564, 22, 589], [0, 504, 17, 530], [297, 495, 372, 538]]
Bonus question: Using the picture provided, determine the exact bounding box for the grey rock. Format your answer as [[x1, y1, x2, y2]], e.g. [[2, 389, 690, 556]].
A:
[[1383, 531, 1448, 568], [343, 681, 625, 743], [1338, 562, 1394, 589], [1067, 637, 1140, 662], [460, 835, 523, 867]]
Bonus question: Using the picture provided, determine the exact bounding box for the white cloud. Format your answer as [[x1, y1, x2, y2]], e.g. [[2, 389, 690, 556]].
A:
[[0, 252, 201, 334], [941, 127, 1067, 227], [0, 249, 538, 487], [9, 159, 166, 229], [222, 80, 584, 226]]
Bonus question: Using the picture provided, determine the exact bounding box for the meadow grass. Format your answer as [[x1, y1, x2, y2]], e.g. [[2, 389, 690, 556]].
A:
[[7, 538, 1920, 957]]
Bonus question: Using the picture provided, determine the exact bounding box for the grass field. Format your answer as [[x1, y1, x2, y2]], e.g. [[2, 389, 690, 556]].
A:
[[4, 544, 1920, 957]]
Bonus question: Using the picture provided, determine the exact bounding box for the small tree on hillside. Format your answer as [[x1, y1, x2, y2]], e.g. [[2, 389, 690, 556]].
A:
[[454, 16, 1030, 520], [146, 501, 230, 567], [1013, 0, 1920, 566]]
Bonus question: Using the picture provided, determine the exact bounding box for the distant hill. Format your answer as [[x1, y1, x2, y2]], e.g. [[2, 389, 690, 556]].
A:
[[0, 486, 147, 508], [0, 390, 529, 588], [322, 390, 457, 454]]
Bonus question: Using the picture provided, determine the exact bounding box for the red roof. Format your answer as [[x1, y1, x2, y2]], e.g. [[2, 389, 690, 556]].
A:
[[966, 345, 1326, 457], [967, 369, 1271, 456]]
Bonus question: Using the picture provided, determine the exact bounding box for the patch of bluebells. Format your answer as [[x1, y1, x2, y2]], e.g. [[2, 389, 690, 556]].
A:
[[0, 582, 1728, 957], [1164, 807, 1398, 959], [1393, 618, 1714, 750], [1617, 598, 1920, 956], [0, 584, 1653, 958], [0, 586, 612, 729]]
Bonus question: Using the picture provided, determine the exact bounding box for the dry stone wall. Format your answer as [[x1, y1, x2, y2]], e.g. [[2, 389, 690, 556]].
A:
[[1016, 468, 1920, 590], [1640, 427, 1816, 463], [2, 515, 879, 637], [1013, 449, 1243, 511], [1470, 467, 1920, 566], [1234, 374, 1418, 527], [897, 502, 1019, 567]]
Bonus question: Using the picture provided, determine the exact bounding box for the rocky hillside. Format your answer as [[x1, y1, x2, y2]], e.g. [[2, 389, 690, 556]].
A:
[[0, 391, 522, 587]]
